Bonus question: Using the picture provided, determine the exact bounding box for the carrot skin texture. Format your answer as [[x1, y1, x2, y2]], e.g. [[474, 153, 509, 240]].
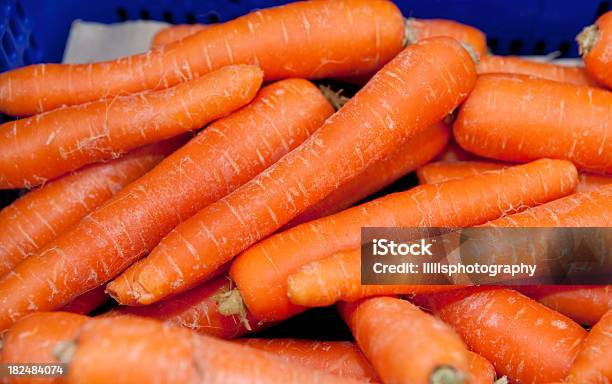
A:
[[0, 79, 332, 331], [566, 309, 612, 383], [428, 288, 587, 384], [109, 275, 264, 339], [288, 120, 450, 226], [467, 351, 496, 384], [0, 141, 181, 277], [478, 55, 598, 86], [406, 18, 487, 58], [63, 316, 364, 384], [579, 11, 612, 89], [287, 248, 461, 307], [339, 297, 470, 384], [0, 0, 404, 116], [62, 286, 108, 315], [235, 338, 379, 382], [231, 159, 578, 322], [0, 65, 262, 188], [453, 74, 612, 174], [0, 312, 87, 384], [150, 24, 208, 47], [108, 36, 477, 306], [434, 139, 481, 162]]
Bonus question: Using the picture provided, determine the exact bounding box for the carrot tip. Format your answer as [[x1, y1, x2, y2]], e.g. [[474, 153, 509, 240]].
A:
[[318, 85, 349, 110], [430, 366, 465, 384], [53, 341, 76, 364], [576, 24, 599, 56], [214, 288, 252, 331]]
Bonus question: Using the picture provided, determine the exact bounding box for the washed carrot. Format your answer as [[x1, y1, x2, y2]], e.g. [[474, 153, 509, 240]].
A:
[[289, 120, 450, 226], [339, 297, 470, 384], [577, 11, 612, 89], [56, 316, 363, 384], [0, 0, 405, 116], [0, 140, 182, 277], [107, 36, 477, 306], [150, 24, 207, 47], [229, 159, 577, 322], [426, 287, 587, 384], [0, 79, 333, 331], [565, 308, 612, 383], [453, 74, 612, 174], [0, 312, 87, 384], [287, 248, 459, 307], [478, 55, 598, 86], [406, 18, 487, 58], [578, 172, 612, 192], [109, 275, 265, 339], [467, 351, 496, 384], [62, 286, 108, 315], [516, 285, 612, 326], [434, 140, 480, 162], [0, 65, 262, 188], [235, 338, 379, 382]]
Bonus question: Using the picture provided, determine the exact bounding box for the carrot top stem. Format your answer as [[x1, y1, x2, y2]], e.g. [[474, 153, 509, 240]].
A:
[[53, 340, 76, 364], [318, 85, 350, 110], [214, 288, 251, 331], [576, 24, 599, 56], [430, 366, 465, 384]]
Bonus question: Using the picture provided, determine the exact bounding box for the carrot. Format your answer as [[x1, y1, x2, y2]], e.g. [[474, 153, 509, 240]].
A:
[[426, 287, 587, 384], [434, 139, 481, 162], [577, 11, 612, 89], [405, 18, 487, 59], [107, 36, 477, 306], [235, 338, 379, 382], [565, 308, 612, 383], [62, 286, 108, 315], [229, 159, 578, 322], [339, 296, 470, 384], [0, 0, 405, 116], [0, 78, 333, 331], [0, 65, 262, 188], [478, 55, 598, 86], [287, 248, 460, 307], [467, 351, 497, 384], [56, 316, 364, 384], [150, 24, 208, 48], [578, 172, 612, 192], [109, 275, 265, 339], [0, 140, 182, 277], [288, 120, 450, 226], [516, 285, 612, 326], [0, 312, 87, 384], [453, 74, 612, 174]]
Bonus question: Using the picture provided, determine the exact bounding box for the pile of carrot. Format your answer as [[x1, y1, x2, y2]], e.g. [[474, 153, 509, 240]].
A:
[[0, 1, 610, 383]]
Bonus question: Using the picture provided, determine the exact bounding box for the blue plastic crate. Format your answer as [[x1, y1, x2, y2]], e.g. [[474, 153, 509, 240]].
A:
[[0, 0, 610, 73]]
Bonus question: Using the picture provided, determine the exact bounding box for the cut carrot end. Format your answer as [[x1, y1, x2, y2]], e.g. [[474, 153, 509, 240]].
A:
[[430, 366, 465, 384], [53, 341, 76, 364], [214, 288, 252, 331], [576, 24, 599, 56], [318, 85, 350, 110]]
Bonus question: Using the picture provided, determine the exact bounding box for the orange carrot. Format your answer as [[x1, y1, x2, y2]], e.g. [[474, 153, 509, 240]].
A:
[[0, 0, 405, 116], [150, 24, 208, 48], [467, 351, 497, 384], [0, 79, 333, 331], [578, 172, 612, 192], [516, 285, 612, 326], [0, 312, 87, 384], [453, 74, 612, 174], [229, 159, 577, 322], [405, 18, 487, 59], [577, 11, 612, 89], [478, 55, 598, 86], [339, 297, 470, 384], [288, 120, 450, 226], [0, 140, 182, 276], [565, 308, 612, 383], [426, 287, 587, 384], [434, 139, 480, 162], [235, 338, 379, 382], [107, 37, 477, 306], [0, 65, 262, 188], [62, 286, 108, 315], [287, 248, 460, 307], [57, 316, 364, 384], [109, 275, 265, 339]]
